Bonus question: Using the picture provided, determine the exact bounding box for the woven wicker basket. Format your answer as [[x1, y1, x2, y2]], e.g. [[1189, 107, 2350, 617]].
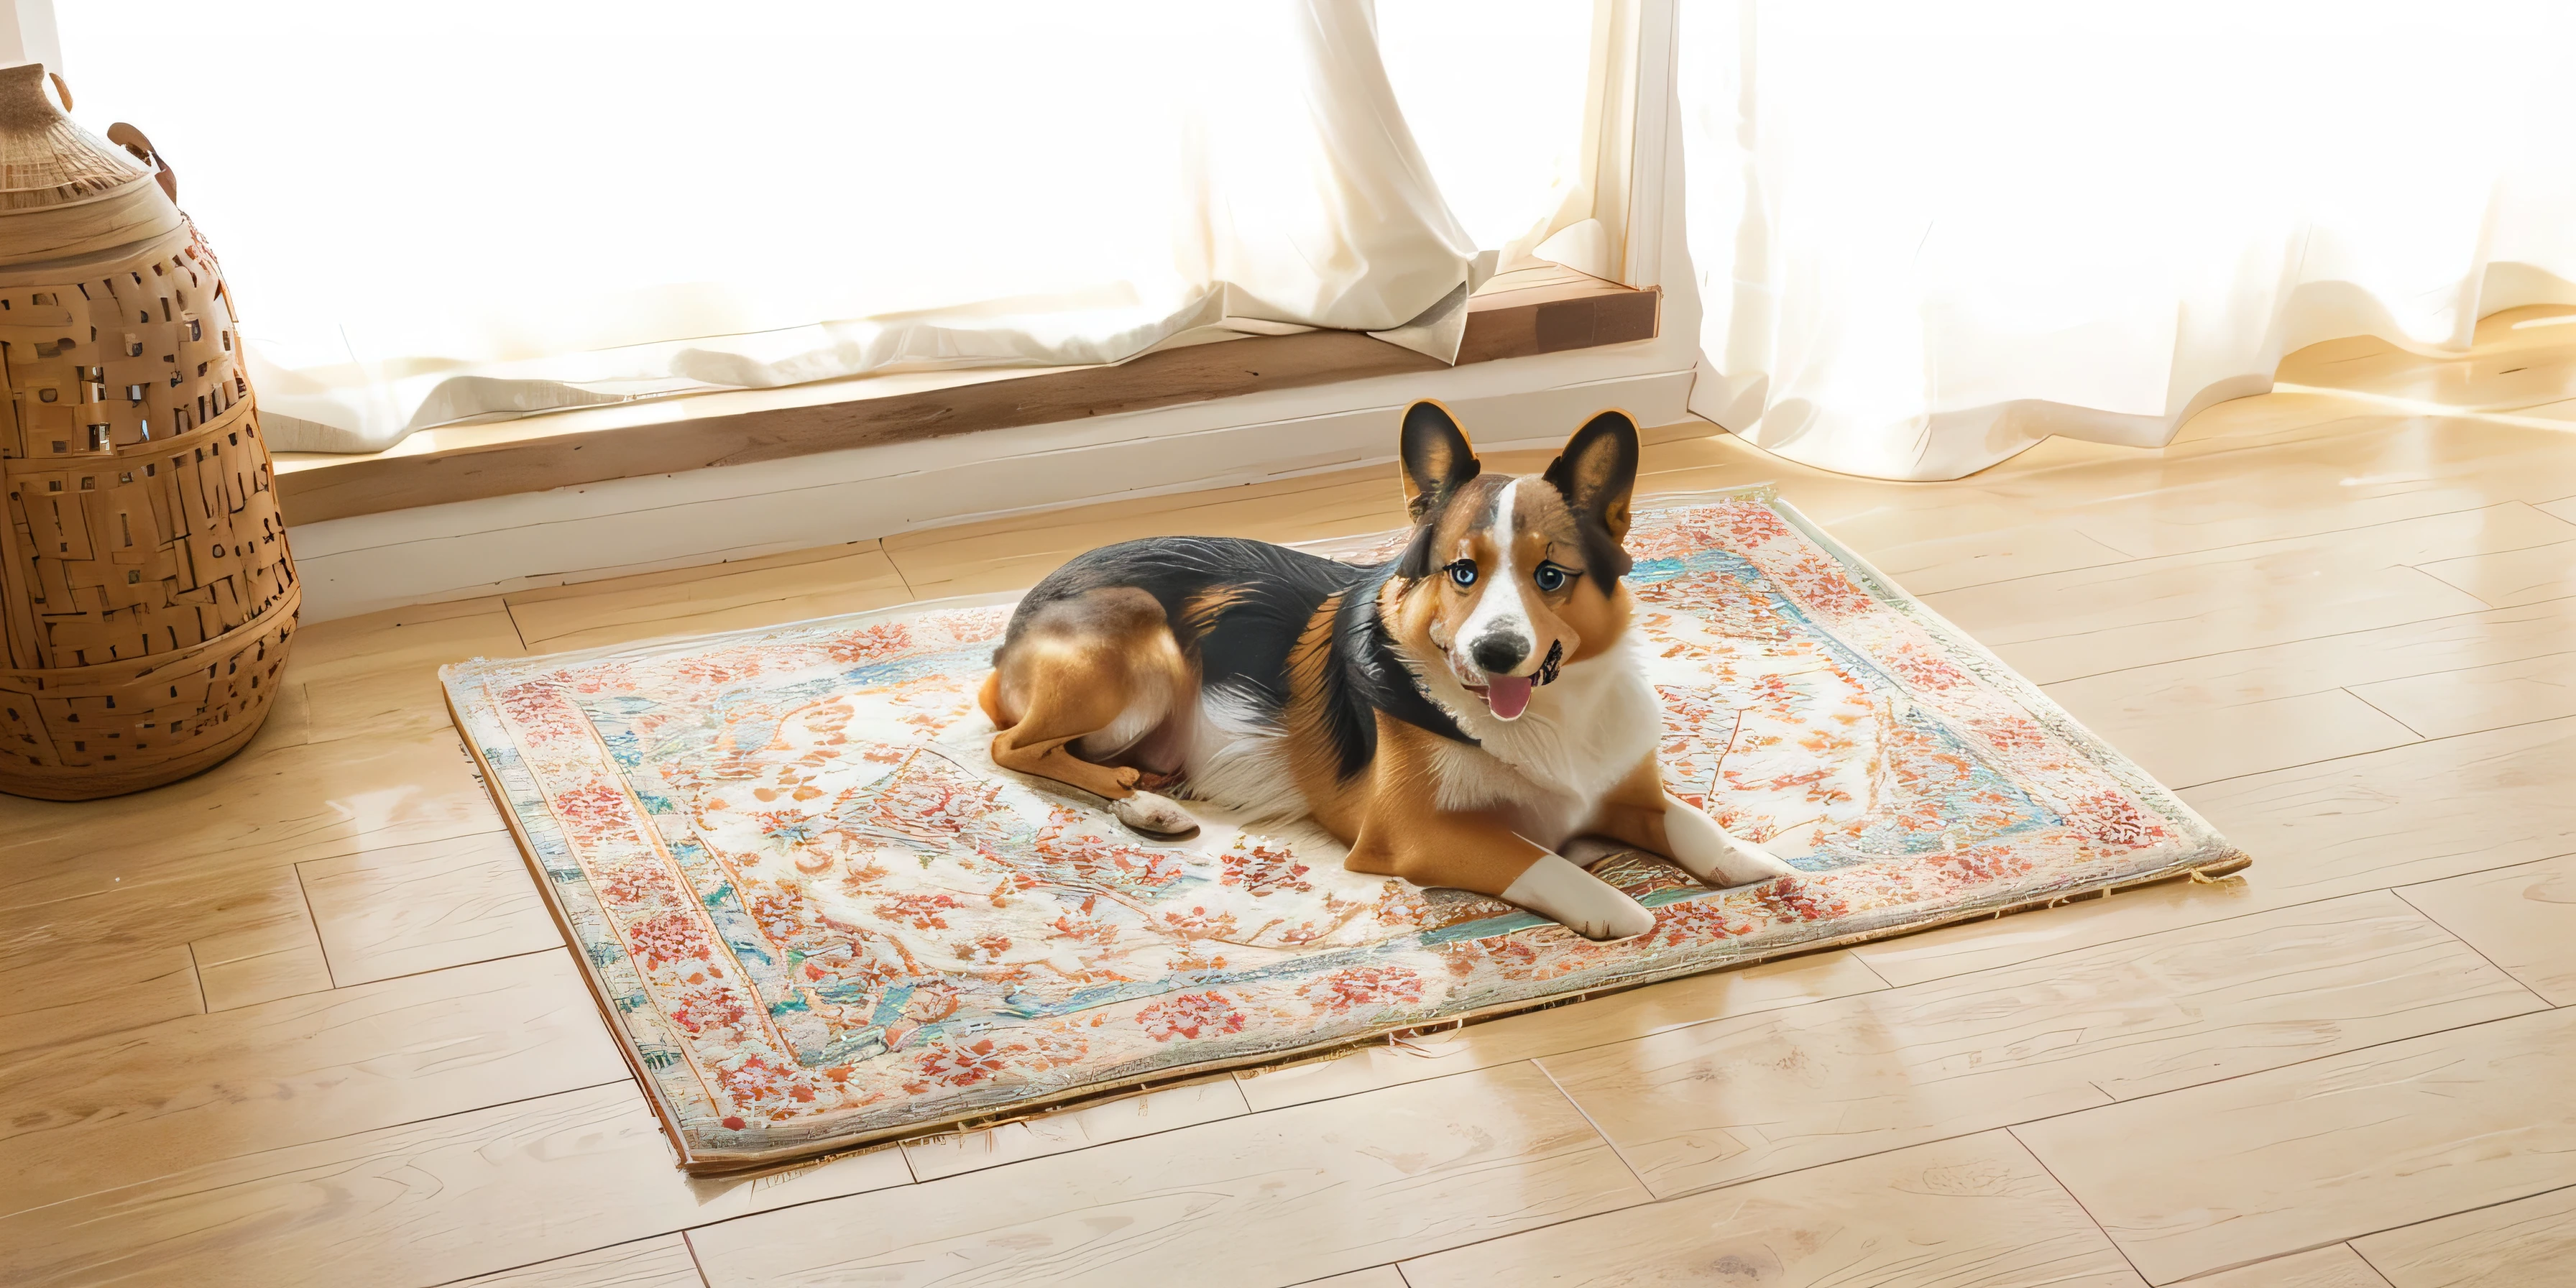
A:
[[0, 63, 296, 801]]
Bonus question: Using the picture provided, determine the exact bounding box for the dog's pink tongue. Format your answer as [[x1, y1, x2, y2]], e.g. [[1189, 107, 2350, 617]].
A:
[[1486, 673, 1532, 720]]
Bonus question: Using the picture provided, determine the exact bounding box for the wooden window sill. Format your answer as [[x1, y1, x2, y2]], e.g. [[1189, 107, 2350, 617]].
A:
[[272, 265, 1659, 525]]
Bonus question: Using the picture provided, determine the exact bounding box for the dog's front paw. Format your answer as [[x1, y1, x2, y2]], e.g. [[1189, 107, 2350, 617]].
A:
[[1706, 838, 1798, 886], [1111, 791, 1200, 840], [1663, 793, 1799, 888], [1503, 853, 1656, 942]]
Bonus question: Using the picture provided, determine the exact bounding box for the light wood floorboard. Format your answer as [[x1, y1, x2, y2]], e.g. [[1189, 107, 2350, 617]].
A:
[[898, 1077, 1252, 1182], [1232, 948, 1884, 1113], [1918, 504, 2566, 686], [684, 1062, 1646, 1287], [0, 949, 626, 1216], [299, 830, 558, 988], [504, 540, 910, 653], [2352, 1182, 2576, 1287], [1399, 1131, 2146, 1288], [2179, 1245, 2394, 1288], [1291, 1270, 1409, 1288], [196, 937, 334, 1011], [439, 1235, 709, 1288], [1540, 891, 2543, 1198], [2038, 594, 2576, 782], [2396, 855, 2576, 1006], [0, 1080, 911, 1288], [5, 311, 2574, 1285], [2017, 1007, 2576, 1284], [0, 947, 202, 1057]]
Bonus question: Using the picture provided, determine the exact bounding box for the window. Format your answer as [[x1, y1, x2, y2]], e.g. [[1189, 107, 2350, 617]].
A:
[[61, 1, 1644, 454]]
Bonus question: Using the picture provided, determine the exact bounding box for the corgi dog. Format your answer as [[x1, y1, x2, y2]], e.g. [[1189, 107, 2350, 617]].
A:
[[976, 400, 1796, 939]]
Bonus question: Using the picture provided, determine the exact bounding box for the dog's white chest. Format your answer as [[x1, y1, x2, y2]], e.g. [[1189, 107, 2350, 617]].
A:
[[1430, 650, 1662, 848]]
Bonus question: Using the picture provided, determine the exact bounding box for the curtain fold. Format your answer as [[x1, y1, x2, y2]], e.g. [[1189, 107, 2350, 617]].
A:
[[1677, 0, 2576, 482], [60, 1, 1492, 453]]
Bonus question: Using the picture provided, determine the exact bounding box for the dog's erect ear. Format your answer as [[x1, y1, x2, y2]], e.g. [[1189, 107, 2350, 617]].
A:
[[1399, 400, 1480, 523], [1545, 409, 1641, 538], [1545, 409, 1640, 579]]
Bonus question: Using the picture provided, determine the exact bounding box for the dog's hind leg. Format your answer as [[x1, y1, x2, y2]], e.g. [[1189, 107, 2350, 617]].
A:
[[985, 589, 1200, 838]]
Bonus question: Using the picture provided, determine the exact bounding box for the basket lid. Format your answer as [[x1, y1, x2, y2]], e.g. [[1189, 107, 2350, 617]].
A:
[[0, 62, 152, 213]]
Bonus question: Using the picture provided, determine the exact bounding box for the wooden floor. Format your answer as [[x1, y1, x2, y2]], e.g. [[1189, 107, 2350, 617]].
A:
[[6, 306, 2576, 1287]]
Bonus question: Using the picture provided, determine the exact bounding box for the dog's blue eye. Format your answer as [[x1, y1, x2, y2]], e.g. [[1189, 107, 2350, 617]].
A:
[[1534, 562, 1571, 592], [1446, 560, 1478, 587]]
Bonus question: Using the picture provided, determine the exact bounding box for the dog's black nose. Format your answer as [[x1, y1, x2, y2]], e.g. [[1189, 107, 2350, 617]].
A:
[[1471, 635, 1529, 675]]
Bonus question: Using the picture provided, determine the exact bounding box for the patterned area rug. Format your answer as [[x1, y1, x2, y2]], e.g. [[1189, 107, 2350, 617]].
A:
[[445, 487, 2246, 1172]]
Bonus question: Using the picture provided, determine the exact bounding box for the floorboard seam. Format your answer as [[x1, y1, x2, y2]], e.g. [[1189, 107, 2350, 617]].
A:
[[418, 1234, 692, 1288], [323, 944, 571, 995], [291, 862, 341, 990], [2343, 686, 2432, 740], [1532, 1058, 1655, 1199], [184, 940, 206, 1016], [2388, 885, 2559, 1009], [684, 1227, 716, 1288], [2001, 1125, 2156, 1285]]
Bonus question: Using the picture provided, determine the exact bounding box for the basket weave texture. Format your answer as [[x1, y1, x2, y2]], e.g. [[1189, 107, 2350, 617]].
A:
[[0, 64, 295, 800]]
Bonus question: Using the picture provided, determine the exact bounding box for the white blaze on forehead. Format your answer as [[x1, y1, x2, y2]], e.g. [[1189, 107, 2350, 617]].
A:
[[1457, 479, 1530, 669]]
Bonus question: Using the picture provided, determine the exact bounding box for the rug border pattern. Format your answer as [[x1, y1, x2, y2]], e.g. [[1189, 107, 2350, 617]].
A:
[[442, 486, 2251, 1174]]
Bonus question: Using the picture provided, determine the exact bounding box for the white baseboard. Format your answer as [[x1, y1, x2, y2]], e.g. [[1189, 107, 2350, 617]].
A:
[[289, 356, 1696, 622]]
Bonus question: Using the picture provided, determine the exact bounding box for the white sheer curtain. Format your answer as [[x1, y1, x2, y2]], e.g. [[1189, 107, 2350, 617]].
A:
[[1678, 1, 2576, 481], [1376, 0, 1597, 267], [55, 2, 1499, 452]]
